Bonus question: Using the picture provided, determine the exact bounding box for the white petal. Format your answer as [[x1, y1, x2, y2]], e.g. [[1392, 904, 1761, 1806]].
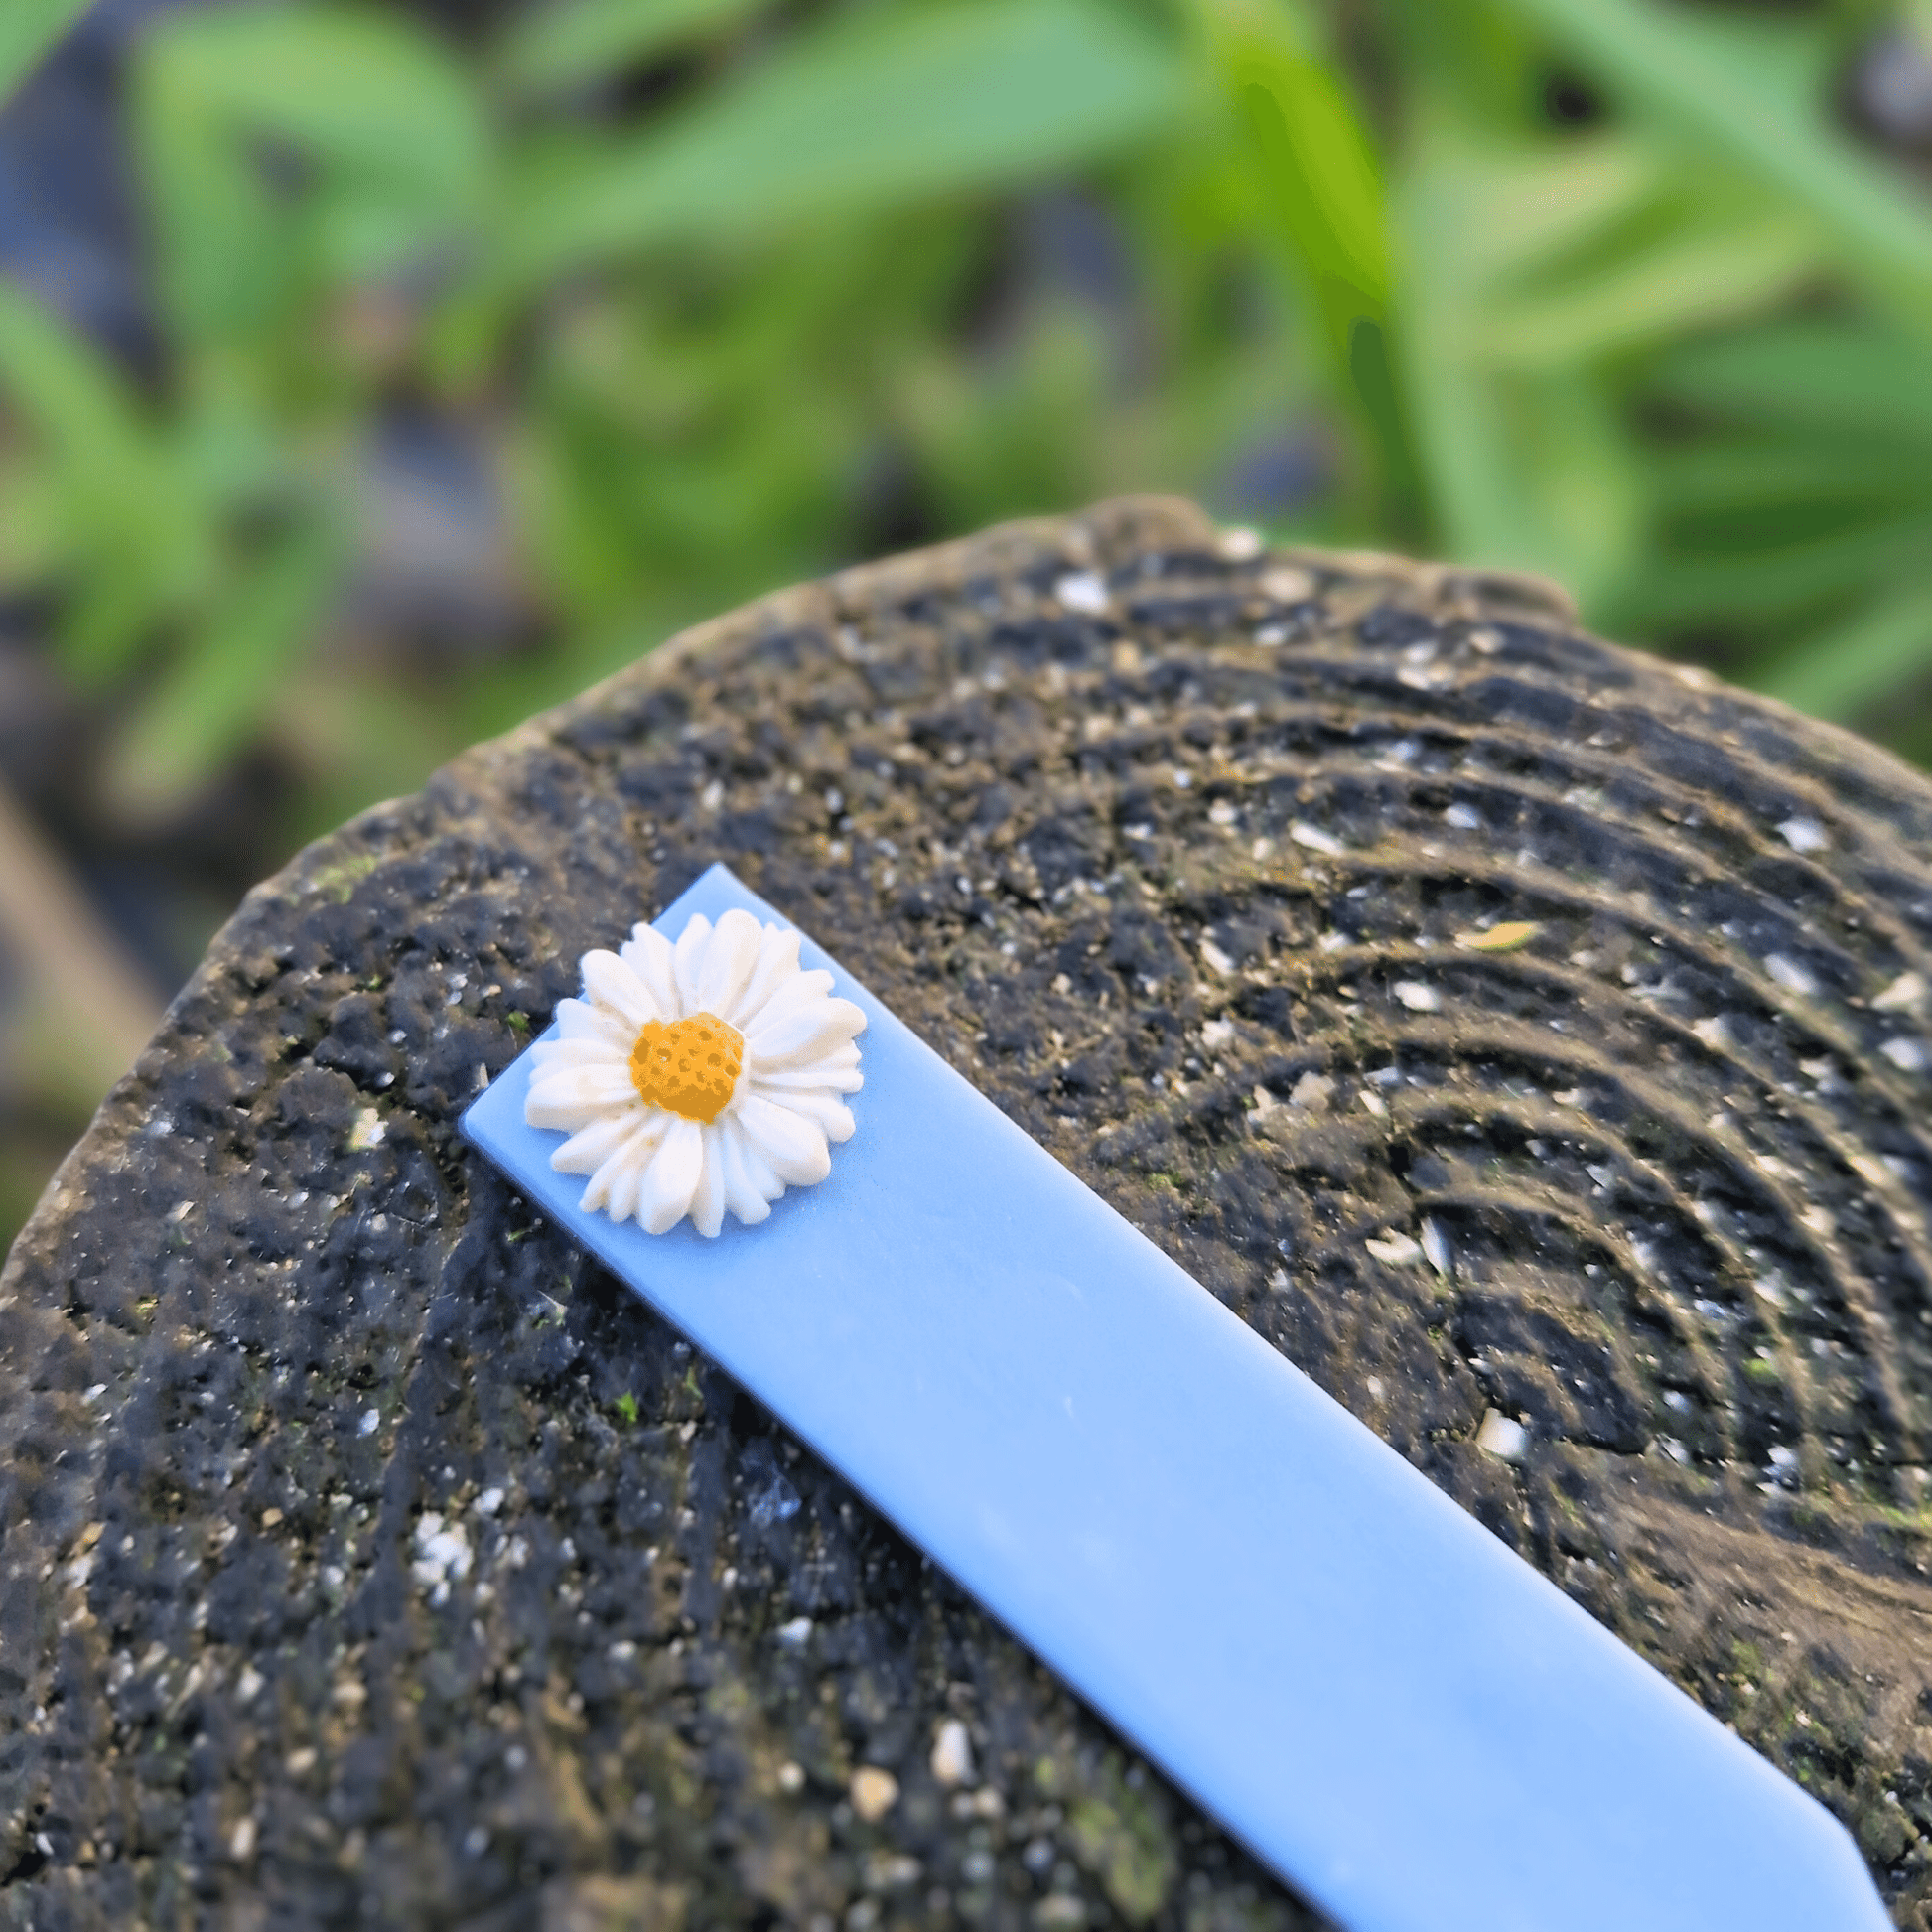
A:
[[751, 1082, 855, 1142], [695, 908, 763, 1018], [747, 996, 867, 1072], [550, 1113, 630, 1175], [736, 1094, 831, 1187], [526, 1063, 639, 1129], [605, 1144, 649, 1223], [581, 1114, 664, 1213], [581, 949, 658, 1032], [529, 1035, 627, 1072], [639, 1116, 705, 1233], [691, 1125, 727, 1237], [555, 997, 634, 1048], [621, 923, 681, 1023], [727, 924, 803, 1029], [671, 915, 713, 1015], [717, 1121, 773, 1226], [751, 1048, 863, 1094], [743, 965, 837, 1040]]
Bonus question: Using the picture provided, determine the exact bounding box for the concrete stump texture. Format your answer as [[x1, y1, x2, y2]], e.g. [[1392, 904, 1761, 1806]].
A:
[[4, 496, 1932, 1930]]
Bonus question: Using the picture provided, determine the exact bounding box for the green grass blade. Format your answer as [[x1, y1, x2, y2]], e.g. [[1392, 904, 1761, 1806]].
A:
[[0, 0, 90, 106], [498, 0, 765, 97], [1648, 320, 1932, 446], [1755, 584, 1932, 722], [135, 4, 487, 341], [1493, 0, 1932, 302], [0, 277, 204, 678], [111, 515, 345, 817], [502, 0, 1182, 280]]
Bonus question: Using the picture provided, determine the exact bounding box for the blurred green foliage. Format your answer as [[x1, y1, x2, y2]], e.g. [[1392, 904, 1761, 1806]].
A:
[[4, 0, 1932, 837]]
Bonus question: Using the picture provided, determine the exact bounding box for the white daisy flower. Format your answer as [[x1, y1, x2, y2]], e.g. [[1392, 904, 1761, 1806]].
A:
[[523, 908, 866, 1237]]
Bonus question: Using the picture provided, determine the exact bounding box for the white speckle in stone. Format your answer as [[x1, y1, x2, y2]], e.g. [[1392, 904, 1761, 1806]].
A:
[[236, 1666, 264, 1705], [1200, 1018, 1234, 1048], [1777, 815, 1828, 854], [1172, 767, 1192, 790], [1420, 1218, 1452, 1278], [464, 1826, 489, 1858], [1691, 1016, 1730, 1050], [347, 1108, 385, 1152], [1763, 953, 1818, 998], [358, 1408, 380, 1437], [1476, 1411, 1528, 1462], [1660, 1439, 1690, 1465], [474, 1487, 504, 1517], [1267, 1267, 1290, 1290], [1364, 1232, 1424, 1267], [701, 778, 725, 811], [1393, 980, 1439, 1013], [1200, 938, 1234, 975], [1207, 799, 1239, 827], [1767, 1445, 1798, 1473], [1874, 970, 1925, 1012], [228, 1818, 256, 1862], [851, 1766, 899, 1822], [1880, 1035, 1929, 1072], [1366, 1375, 1386, 1400], [775, 1615, 814, 1649], [1216, 525, 1263, 561], [1054, 571, 1109, 615], [1358, 1087, 1388, 1119], [930, 1718, 975, 1787], [1262, 565, 1314, 603], [1444, 802, 1483, 831], [1289, 820, 1344, 857], [411, 1514, 472, 1591], [778, 1760, 805, 1793]]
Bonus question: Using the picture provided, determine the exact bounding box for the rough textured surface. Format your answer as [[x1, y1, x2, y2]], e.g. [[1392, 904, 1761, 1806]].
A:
[[5, 495, 1932, 1932]]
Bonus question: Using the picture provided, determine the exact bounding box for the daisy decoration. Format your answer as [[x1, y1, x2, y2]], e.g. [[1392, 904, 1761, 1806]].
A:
[[524, 908, 866, 1236]]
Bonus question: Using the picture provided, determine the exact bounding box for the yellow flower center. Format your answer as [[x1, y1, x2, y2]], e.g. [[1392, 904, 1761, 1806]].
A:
[[628, 1012, 743, 1123]]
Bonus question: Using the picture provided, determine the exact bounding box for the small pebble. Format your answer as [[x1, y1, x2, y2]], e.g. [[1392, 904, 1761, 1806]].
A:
[[851, 1765, 899, 1822], [1476, 1411, 1528, 1462], [1053, 572, 1108, 615], [930, 1719, 975, 1787]]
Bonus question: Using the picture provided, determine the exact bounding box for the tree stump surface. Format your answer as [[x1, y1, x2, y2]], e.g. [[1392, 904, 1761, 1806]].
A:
[[5, 495, 1931, 1932]]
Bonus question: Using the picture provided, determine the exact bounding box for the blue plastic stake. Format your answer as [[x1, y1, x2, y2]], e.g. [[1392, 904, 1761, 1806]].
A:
[[462, 864, 1891, 1932]]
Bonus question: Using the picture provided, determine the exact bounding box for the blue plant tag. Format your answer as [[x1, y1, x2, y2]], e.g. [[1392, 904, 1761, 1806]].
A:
[[461, 864, 1888, 1932]]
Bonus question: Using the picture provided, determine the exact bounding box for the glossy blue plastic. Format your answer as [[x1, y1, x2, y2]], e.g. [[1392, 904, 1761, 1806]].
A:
[[461, 864, 1889, 1932]]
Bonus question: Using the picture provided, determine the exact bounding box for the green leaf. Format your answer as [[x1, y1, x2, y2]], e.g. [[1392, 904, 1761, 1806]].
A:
[[1648, 320, 1932, 448], [110, 514, 345, 817], [0, 0, 90, 107], [501, 0, 1182, 280], [1622, 518, 1931, 626], [135, 5, 487, 343], [1483, 199, 1821, 369], [1490, 0, 1932, 304], [0, 277, 207, 678], [1394, 114, 1644, 606], [1755, 584, 1932, 722], [497, 0, 765, 97]]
